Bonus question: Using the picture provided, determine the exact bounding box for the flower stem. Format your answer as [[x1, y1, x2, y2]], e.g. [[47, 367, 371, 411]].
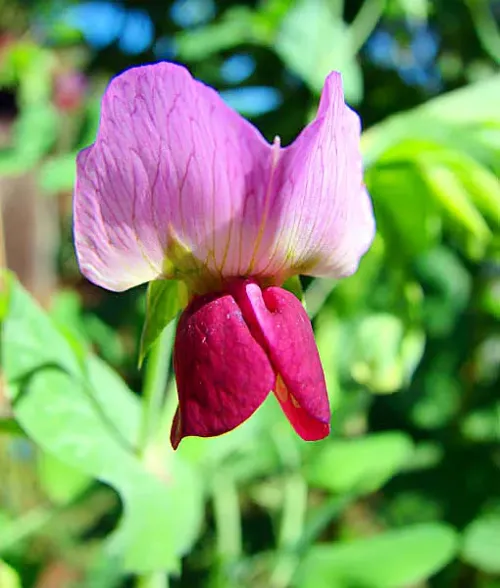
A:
[[350, 0, 386, 55], [270, 431, 307, 588], [270, 475, 308, 588], [212, 473, 242, 564], [136, 322, 177, 587], [135, 572, 169, 588], [137, 320, 176, 456]]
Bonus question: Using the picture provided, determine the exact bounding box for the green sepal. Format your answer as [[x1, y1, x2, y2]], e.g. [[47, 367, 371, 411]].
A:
[[138, 279, 188, 367]]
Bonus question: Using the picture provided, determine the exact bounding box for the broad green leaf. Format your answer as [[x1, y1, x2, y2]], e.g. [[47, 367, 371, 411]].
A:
[[139, 279, 187, 366], [40, 153, 77, 193], [38, 452, 91, 505], [109, 452, 203, 573], [85, 355, 141, 446], [0, 560, 21, 588], [304, 432, 413, 494], [365, 162, 441, 256], [275, 0, 362, 102], [12, 104, 58, 164], [462, 516, 500, 573], [2, 275, 203, 572], [418, 158, 491, 254], [461, 406, 500, 442], [411, 370, 461, 430], [349, 314, 425, 393], [2, 272, 82, 380], [421, 74, 500, 124], [415, 247, 472, 336], [293, 523, 458, 588], [362, 76, 500, 168], [176, 7, 259, 60], [447, 153, 500, 228]]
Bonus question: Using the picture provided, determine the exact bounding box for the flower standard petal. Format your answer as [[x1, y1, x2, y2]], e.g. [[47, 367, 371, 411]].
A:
[[250, 72, 375, 280], [171, 291, 275, 448], [74, 62, 275, 292]]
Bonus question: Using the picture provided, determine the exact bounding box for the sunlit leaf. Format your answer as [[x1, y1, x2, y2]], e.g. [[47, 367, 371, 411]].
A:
[[304, 432, 413, 494], [0, 560, 21, 588], [1, 274, 203, 572], [38, 452, 91, 505], [275, 0, 362, 102], [294, 523, 458, 588], [349, 314, 425, 393], [462, 516, 500, 573]]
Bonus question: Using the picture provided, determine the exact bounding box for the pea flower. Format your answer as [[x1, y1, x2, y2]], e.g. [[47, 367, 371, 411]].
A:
[[73, 62, 374, 448]]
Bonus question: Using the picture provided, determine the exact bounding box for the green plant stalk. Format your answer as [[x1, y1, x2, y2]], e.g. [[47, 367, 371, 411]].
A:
[[0, 507, 54, 550], [350, 0, 386, 55], [271, 475, 308, 588], [212, 473, 243, 564], [135, 320, 176, 588], [135, 572, 169, 588], [137, 319, 176, 457], [466, 0, 500, 65]]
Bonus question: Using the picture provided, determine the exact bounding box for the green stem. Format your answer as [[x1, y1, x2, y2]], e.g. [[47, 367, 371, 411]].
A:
[[349, 0, 386, 55], [269, 431, 308, 588], [135, 572, 169, 588], [270, 475, 308, 588], [466, 0, 500, 65], [212, 473, 242, 564], [137, 320, 176, 456], [0, 507, 54, 550], [135, 322, 176, 587]]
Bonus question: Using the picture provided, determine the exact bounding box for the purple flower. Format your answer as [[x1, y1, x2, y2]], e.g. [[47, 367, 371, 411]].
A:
[[73, 62, 375, 447]]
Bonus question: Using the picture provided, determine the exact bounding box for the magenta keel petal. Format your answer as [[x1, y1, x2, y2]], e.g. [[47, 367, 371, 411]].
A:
[[172, 291, 274, 448], [274, 376, 330, 441], [230, 281, 331, 440]]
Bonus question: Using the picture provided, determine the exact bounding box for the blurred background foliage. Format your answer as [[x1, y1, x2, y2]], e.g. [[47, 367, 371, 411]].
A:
[[0, 0, 499, 587]]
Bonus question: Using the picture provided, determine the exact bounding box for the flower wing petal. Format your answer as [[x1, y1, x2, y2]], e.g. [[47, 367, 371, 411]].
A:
[[74, 62, 273, 292], [171, 292, 274, 448], [252, 72, 375, 279]]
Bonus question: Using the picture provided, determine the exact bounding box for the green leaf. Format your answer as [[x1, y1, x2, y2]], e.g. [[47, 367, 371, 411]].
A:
[[39, 153, 77, 193], [139, 279, 188, 366], [418, 157, 491, 254], [421, 74, 500, 124], [362, 76, 500, 169], [2, 271, 82, 381], [1, 274, 203, 572], [275, 0, 362, 102], [85, 355, 142, 445], [38, 452, 91, 505], [462, 516, 500, 573], [0, 560, 21, 588], [304, 432, 413, 495], [443, 152, 500, 228], [365, 162, 441, 256], [349, 314, 425, 394], [293, 523, 458, 588], [109, 453, 204, 573], [176, 7, 259, 60]]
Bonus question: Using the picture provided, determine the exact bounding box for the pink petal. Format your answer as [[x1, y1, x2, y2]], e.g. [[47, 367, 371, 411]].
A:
[[251, 72, 375, 280], [74, 62, 275, 292], [171, 291, 274, 448], [230, 281, 330, 441]]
